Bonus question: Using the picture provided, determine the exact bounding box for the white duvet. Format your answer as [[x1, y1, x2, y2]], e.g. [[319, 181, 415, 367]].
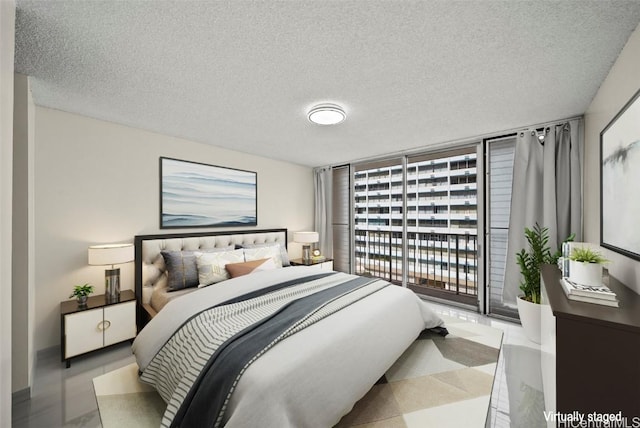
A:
[[133, 267, 444, 428]]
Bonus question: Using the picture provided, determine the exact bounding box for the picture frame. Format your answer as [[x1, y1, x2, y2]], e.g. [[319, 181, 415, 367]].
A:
[[600, 86, 640, 261], [160, 157, 257, 229]]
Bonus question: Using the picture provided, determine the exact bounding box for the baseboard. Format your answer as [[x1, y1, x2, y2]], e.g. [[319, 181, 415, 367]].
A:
[[11, 346, 61, 405], [12, 387, 30, 404], [36, 345, 60, 360], [418, 293, 479, 312], [488, 312, 521, 324]]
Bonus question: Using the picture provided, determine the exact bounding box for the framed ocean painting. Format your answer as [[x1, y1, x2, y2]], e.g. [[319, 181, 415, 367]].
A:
[[160, 157, 257, 229], [600, 87, 640, 260]]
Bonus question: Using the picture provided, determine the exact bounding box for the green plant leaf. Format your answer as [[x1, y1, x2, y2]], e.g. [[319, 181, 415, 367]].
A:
[[569, 247, 608, 264], [516, 223, 556, 304], [70, 283, 94, 298]]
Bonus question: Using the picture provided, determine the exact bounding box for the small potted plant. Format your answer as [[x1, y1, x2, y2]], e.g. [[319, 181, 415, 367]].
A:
[[568, 247, 608, 287], [69, 283, 94, 306]]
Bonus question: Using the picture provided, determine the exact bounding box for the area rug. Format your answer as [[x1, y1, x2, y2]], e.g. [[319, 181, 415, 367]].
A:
[[94, 316, 502, 428]]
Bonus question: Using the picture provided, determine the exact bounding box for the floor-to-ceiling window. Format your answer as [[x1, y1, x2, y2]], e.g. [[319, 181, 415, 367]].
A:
[[405, 148, 478, 305], [334, 125, 565, 319], [353, 158, 404, 284], [352, 147, 480, 307]]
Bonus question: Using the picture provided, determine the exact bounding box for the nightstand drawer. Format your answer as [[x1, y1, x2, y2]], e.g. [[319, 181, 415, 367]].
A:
[[104, 301, 136, 346], [317, 261, 333, 270], [64, 308, 104, 358]]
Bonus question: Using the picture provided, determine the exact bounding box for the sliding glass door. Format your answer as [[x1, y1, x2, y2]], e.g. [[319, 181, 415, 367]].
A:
[[405, 148, 479, 305], [352, 146, 481, 307], [353, 158, 404, 284], [336, 132, 544, 317]]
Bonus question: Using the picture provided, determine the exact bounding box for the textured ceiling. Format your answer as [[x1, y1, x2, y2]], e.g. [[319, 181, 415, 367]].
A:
[[14, 1, 640, 167]]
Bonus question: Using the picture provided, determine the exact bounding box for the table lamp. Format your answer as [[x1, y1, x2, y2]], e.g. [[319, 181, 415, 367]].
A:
[[88, 243, 134, 302], [293, 231, 319, 262]]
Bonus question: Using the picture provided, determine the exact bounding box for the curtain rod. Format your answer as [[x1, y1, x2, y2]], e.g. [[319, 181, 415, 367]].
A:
[[320, 115, 583, 169]]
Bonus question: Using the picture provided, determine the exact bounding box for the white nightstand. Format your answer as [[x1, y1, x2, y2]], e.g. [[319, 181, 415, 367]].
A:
[[60, 290, 136, 368]]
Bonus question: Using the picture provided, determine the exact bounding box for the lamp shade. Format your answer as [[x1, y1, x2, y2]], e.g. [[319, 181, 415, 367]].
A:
[[293, 231, 319, 244], [88, 243, 134, 266]]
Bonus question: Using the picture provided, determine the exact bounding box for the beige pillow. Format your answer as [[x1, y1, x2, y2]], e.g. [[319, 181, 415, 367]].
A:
[[226, 258, 277, 278], [195, 249, 245, 287]]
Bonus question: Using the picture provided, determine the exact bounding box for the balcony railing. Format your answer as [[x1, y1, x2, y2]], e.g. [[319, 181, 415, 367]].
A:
[[354, 229, 478, 305]]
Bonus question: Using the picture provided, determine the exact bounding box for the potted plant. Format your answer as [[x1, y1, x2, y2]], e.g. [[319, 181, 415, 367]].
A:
[[70, 283, 94, 306], [568, 247, 608, 287], [515, 224, 573, 344]]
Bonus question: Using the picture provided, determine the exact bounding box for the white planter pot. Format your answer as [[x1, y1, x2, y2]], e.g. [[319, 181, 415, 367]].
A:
[[569, 260, 603, 287], [517, 296, 541, 344]]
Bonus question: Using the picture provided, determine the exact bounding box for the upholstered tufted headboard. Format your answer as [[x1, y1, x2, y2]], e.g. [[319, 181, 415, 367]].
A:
[[134, 228, 287, 330]]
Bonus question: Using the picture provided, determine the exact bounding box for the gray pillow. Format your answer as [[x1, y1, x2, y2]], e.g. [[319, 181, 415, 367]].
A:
[[161, 246, 233, 291], [238, 242, 290, 266]]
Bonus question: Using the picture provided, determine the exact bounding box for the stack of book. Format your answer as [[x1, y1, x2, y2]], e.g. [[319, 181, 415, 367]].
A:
[[560, 277, 619, 307]]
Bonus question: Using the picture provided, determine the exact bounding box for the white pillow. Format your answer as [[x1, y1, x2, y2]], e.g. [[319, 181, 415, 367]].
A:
[[195, 249, 245, 287], [241, 242, 290, 266], [243, 245, 283, 268]]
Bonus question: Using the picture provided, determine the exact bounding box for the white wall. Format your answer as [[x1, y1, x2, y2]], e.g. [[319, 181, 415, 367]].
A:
[[12, 73, 34, 393], [34, 107, 314, 351], [0, 1, 15, 424], [584, 23, 640, 293]]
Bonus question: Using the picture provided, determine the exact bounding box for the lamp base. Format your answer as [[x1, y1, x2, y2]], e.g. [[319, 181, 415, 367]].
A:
[[302, 245, 311, 262], [105, 268, 120, 303]]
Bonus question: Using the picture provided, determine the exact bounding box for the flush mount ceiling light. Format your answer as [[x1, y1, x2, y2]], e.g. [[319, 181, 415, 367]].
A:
[[307, 104, 346, 125]]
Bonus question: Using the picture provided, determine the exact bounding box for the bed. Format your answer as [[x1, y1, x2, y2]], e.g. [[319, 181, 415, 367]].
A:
[[132, 229, 446, 428]]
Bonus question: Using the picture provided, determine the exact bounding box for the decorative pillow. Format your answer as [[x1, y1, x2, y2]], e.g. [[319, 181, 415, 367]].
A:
[[161, 245, 234, 291], [195, 249, 245, 287], [243, 245, 284, 268], [236, 242, 290, 266], [240, 243, 289, 266], [225, 258, 277, 278]]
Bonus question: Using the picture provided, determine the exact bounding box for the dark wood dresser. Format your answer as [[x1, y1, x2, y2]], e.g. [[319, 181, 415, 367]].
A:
[[540, 264, 640, 419]]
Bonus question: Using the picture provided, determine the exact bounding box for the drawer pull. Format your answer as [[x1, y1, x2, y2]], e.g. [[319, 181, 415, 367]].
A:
[[97, 320, 112, 331]]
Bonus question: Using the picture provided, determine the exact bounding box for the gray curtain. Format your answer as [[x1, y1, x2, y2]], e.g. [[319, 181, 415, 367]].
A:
[[502, 119, 582, 304], [313, 167, 333, 258]]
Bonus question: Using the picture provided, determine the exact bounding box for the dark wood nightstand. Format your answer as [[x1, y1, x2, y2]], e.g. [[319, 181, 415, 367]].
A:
[[60, 289, 136, 368]]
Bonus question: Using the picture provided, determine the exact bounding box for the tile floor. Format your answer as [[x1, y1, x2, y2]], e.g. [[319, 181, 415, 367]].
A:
[[12, 301, 546, 428], [427, 302, 546, 428]]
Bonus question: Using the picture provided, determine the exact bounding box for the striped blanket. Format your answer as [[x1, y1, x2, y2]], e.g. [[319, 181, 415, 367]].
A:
[[139, 272, 389, 428]]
